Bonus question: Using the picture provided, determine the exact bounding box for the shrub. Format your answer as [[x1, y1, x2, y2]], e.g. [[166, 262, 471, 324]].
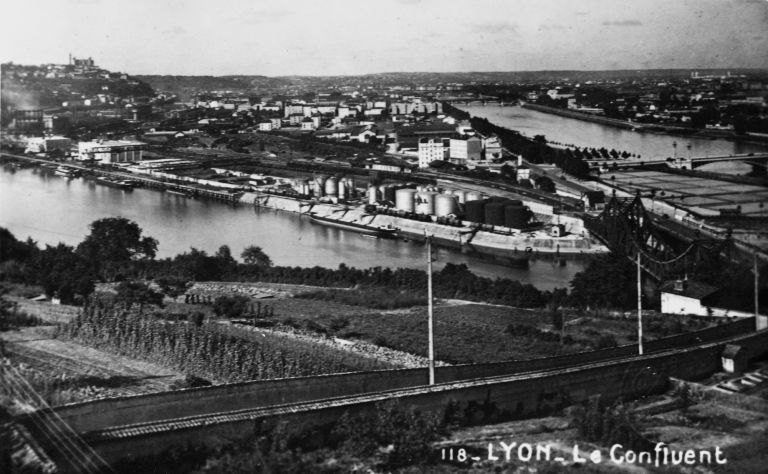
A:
[[333, 400, 442, 469], [212, 294, 250, 319], [569, 397, 653, 452]]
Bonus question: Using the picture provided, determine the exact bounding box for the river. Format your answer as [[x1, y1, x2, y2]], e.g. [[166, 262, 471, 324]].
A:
[[0, 165, 584, 290], [460, 105, 768, 168]]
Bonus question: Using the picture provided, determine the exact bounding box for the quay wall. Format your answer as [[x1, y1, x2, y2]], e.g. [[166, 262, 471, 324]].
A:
[[522, 103, 636, 130], [50, 318, 754, 434], [87, 329, 768, 465]]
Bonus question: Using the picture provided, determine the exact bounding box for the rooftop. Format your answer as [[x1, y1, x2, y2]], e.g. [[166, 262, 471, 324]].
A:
[[659, 280, 719, 300]]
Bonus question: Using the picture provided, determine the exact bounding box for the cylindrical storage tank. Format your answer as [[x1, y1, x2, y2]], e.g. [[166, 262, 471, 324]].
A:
[[453, 190, 467, 204], [415, 191, 437, 215], [485, 201, 507, 226], [395, 188, 416, 213], [378, 184, 388, 202], [434, 194, 459, 217], [368, 185, 378, 204], [338, 179, 347, 200], [464, 199, 486, 223], [504, 204, 529, 229], [466, 191, 483, 202], [382, 184, 394, 202], [325, 177, 338, 197], [313, 180, 323, 197], [316, 176, 328, 196]]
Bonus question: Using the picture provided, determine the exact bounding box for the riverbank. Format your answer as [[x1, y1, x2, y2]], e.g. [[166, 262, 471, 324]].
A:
[[240, 192, 608, 259], [522, 103, 768, 145], [0, 152, 243, 204]]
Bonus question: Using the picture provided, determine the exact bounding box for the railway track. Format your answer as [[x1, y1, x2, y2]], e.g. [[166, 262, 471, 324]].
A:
[[78, 328, 768, 445]]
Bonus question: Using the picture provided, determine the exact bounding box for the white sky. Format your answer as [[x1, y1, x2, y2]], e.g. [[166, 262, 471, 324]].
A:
[[1, 0, 767, 76]]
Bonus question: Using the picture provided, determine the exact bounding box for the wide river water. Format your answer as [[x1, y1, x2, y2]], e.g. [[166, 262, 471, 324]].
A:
[[460, 105, 768, 173], [0, 166, 583, 290]]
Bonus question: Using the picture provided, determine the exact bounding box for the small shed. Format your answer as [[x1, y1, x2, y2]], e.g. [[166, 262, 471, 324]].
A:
[[721, 344, 748, 374]]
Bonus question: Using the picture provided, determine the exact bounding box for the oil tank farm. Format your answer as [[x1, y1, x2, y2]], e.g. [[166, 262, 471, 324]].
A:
[[313, 175, 327, 197], [434, 194, 459, 217], [464, 199, 486, 223], [384, 184, 396, 203], [325, 176, 338, 197], [484, 200, 507, 226], [368, 184, 379, 204], [395, 188, 417, 213], [415, 191, 437, 215], [466, 191, 484, 202], [504, 203, 532, 229]]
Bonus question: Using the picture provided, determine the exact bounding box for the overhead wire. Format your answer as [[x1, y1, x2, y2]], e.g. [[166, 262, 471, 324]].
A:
[[2, 363, 113, 473], [1, 365, 97, 473]]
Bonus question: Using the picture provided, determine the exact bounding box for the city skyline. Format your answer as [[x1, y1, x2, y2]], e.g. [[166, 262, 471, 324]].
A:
[[1, 0, 767, 76]]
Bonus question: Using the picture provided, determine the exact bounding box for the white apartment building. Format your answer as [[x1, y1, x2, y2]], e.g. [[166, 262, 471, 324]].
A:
[[449, 136, 482, 165], [418, 137, 449, 168]]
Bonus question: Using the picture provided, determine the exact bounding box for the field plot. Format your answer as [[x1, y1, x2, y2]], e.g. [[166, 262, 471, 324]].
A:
[[1, 326, 188, 407], [260, 297, 717, 364]]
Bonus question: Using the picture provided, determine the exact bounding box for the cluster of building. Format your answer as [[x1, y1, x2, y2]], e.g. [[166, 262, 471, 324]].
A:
[[530, 71, 768, 130]]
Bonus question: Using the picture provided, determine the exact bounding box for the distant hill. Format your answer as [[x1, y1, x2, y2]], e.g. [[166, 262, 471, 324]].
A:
[[137, 68, 768, 98], [135, 75, 294, 100], [1, 62, 155, 111]]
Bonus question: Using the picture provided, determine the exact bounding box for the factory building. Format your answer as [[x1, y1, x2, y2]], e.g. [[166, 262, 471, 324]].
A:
[[77, 140, 145, 163], [417, 137, 449, 168], [483, 135, 503, 160], [25, 136, 72, 154], [449, 135, 482, 165]]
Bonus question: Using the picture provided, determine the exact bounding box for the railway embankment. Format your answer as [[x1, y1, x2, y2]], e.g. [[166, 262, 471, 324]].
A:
[[75, 327, 768, 465], [40, 318, 755, 434]]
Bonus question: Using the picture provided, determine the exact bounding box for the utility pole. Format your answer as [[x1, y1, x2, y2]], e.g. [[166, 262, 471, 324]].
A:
[[756, 253, 760, 330], [426, 235, 435, 385], [637, 252, 643, 355]]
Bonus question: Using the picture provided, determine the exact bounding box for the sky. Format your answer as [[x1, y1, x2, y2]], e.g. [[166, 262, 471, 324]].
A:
[[1, 0, 767, 76]]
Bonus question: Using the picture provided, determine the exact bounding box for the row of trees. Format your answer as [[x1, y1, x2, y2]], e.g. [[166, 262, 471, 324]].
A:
[[0, 218, 664, 311], [12, 216, 755, 312]]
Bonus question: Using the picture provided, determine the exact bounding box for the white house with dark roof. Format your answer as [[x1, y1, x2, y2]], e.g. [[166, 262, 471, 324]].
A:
[[659, 279, 720, 316]]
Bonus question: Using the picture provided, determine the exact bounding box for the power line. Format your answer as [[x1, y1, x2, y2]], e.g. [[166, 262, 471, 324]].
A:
[[1, 367, 96, 473], [2, 363, 114, 473]]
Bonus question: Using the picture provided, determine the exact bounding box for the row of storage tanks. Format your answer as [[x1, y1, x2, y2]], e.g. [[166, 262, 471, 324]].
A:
[[294, 176, 357, 200], [369, 184, 482, 217], [369, 184, 533, 228], [464, 198, 533, 229]]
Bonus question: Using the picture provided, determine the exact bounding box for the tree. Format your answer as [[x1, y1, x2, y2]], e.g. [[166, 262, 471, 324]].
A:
[[115, 280, 164, 310], [35, 243, 95, 304], [241, 246, 273, 268], [569, 253, 636, 309], [212, 294, 251, 319], [76, 217, 158, 281]]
